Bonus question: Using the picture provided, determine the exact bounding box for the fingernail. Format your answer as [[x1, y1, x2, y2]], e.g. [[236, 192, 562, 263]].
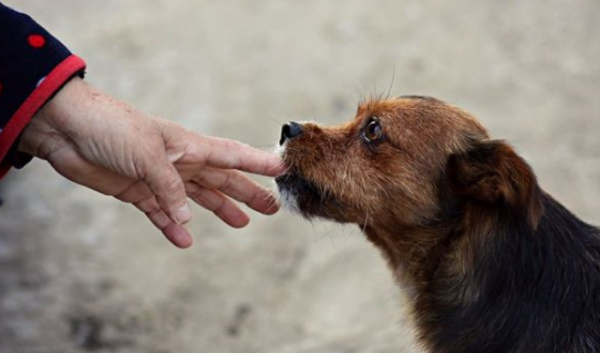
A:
[[175, 203, 192, 224], [173, 224, 193, 248]]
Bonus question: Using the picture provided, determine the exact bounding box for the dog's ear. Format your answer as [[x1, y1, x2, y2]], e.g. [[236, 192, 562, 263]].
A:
[[447, 139, 543, 228]]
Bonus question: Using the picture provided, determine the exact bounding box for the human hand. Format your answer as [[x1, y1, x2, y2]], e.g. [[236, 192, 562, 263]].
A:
[[19, 77, 284, 248]]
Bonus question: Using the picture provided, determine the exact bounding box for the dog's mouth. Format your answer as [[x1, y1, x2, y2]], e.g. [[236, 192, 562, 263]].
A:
[[276, 171, 318, 205], [275, 170, 333, 218], [276, 170, 359, 224]]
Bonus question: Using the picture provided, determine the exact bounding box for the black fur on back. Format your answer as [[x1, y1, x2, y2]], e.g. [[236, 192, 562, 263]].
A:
[[417, 192, 600, 353]]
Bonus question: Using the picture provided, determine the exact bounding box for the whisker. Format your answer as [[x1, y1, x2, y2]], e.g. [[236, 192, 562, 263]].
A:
[[386, 64, 397, 100], [248, 144, 279, 151]]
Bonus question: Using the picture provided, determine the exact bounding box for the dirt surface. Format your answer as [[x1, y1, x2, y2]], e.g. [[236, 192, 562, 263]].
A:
[[1, 0, 599, 352]]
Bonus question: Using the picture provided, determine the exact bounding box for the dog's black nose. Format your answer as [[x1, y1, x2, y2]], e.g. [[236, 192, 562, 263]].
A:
[[280, 121, 304, 145]]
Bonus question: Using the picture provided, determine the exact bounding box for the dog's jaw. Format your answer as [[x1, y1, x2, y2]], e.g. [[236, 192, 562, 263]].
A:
[[274, 141, 303, 215], [277, 185, 301, 213]]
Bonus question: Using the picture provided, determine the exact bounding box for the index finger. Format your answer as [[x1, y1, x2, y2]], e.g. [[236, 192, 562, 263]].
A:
[[192, 136, 285, 177]]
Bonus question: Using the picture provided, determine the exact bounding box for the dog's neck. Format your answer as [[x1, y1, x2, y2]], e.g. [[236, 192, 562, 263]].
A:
[[362, 208, 525, 351], [363, 191, 544, 290], [363, 220, 460, 289]]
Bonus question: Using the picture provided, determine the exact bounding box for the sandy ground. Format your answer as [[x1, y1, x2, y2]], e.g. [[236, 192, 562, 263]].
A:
[[1, 0, 599, 352]]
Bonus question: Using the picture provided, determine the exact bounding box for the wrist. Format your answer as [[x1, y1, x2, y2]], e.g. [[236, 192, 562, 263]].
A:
[[18, 77, 86, 158]]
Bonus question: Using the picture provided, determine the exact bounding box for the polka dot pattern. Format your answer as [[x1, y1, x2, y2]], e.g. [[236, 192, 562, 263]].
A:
[[28, 34, 46, 48]]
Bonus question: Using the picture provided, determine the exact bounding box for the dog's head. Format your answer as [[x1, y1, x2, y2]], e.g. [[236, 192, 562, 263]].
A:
[[276, 96, 542, 230]]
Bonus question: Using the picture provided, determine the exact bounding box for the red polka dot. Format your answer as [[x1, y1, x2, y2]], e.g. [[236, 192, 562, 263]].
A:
[[28, 34, 46, 48]]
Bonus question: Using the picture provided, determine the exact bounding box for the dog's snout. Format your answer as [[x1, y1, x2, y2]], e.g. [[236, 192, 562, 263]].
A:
[[280, 121, 304, 145]]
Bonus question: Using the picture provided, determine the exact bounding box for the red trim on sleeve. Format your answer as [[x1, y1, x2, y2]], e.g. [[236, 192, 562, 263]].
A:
[[0, 54, 86, 179]]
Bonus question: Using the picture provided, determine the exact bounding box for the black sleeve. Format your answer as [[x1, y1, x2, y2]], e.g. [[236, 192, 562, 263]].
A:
[[0, 2, 86, 178]]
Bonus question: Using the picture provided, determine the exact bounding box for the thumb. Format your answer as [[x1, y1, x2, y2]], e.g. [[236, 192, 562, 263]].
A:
[[145, 160, 192, 225]]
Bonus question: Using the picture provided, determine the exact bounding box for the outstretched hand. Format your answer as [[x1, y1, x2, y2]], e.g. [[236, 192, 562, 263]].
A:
[[19, 77, 284, 248]]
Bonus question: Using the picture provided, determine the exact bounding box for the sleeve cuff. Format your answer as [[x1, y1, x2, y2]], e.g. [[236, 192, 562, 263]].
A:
[[0, 54, 86, 179]]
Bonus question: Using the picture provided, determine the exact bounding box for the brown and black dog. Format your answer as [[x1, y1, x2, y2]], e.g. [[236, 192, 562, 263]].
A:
[[276, 96, 600, 353]]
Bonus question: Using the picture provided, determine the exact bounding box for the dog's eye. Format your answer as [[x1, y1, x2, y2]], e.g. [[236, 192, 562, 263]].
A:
[[364, 118, 383, 142]]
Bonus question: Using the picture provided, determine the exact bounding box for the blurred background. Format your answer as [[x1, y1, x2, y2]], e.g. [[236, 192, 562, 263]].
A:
[[1, 0, 599, 352]]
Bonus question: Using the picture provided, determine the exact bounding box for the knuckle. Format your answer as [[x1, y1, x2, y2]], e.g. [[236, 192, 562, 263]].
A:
[[220, 173, 233, 191], [162, 172, 184, 196], [247, 189, 262, 205]]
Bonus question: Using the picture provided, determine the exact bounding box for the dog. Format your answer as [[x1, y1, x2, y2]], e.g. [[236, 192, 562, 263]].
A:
[[275, 96, 600, 353]]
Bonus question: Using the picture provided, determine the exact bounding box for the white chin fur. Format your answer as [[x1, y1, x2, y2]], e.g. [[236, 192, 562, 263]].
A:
[[277, 188, 300, 214], [272, 142, 296, 211]]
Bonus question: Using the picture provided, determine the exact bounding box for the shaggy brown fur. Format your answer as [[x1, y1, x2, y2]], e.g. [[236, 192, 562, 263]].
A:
[[276, 96, 600, 353]]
